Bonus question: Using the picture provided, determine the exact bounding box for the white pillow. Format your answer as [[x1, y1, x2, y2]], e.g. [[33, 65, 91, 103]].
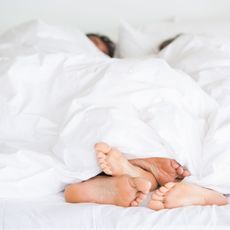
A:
[[116, 20, 230, 58], [116, 21, 157, 58], [116, 21, 178, 58]]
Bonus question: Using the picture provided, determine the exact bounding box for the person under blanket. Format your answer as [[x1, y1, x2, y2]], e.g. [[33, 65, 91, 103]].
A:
[[158, 34, 182, 51], [64, 142, 228, 210], [86, 32, 179, 57], [86, 33, 116, 57]]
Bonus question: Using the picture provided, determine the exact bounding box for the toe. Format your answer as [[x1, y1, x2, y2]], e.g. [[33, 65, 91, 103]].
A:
[[95, 142, 111, 153], [100, 163, 112, 175], [136, 192, 147, 203], [164, 182, 176, 189], [131, 200, 138, 206], [138, 193, 147, 200], [152, 192, 164, 201], [96, 152, 106, 159], [131, 201, 139, 206], [100, 163, 108, 169], [149, 183, 176, 210], [171, 160, 180, 169], [136, 197, 143, 203], [183, 170, 191, 177], [155, 190, 164, 196], [159, 186, 169, 193], [148, 200, 164, 211], [109, 148, 122, 157], [98, 159, 106, 165], [104, 169, 112, 175], [176, 166, 184, 175], [131, 192, 146, 207]]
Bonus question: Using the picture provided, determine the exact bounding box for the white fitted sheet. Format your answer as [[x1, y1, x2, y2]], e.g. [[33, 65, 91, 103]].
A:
[[0, 193, 230, 230]]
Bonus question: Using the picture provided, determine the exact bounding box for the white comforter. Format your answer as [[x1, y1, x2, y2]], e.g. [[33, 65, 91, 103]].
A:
[[0, 21, 229, 198], [159, 34, 230, 193]]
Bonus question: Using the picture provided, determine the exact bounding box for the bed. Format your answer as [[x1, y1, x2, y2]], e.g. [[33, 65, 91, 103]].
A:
[[0, 20, 230, 230], [1, 194, 230, 229]]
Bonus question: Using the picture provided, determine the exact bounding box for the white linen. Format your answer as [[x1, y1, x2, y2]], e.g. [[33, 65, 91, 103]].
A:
[[159, 34, 230, 193], [0, 193, 230, 230], [0, 21, 106, 198], [53, 58, 214, 180], [116, 20, 230, 58], [0, 21, 230, 199]]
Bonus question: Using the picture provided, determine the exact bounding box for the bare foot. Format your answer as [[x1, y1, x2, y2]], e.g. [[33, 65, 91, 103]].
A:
[[95, 142, 190, 187], [64, 175, 151, 207], [95, 142, 158, 190], [130, 157, 191, 186], [148, 182, 228, 211]]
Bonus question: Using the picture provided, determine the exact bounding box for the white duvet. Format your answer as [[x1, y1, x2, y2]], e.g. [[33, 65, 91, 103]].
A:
[[0, 21, 229, 198]]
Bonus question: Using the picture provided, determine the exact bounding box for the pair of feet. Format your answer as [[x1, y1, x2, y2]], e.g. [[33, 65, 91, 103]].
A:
[[64, 143, 228, 210]]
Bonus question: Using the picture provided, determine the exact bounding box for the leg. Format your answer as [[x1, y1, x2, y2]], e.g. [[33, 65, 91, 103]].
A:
[[148, 182, 228, 211], [95, 143, 158, 191], [64, 175, 151, 207]]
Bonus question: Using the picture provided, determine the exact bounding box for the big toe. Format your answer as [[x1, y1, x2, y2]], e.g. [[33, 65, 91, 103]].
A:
[[148, 189, 165, 210], [176, 166, 191, 179], [148, 183, 175, 211], [171, 160, 191, 178], [176, 166, 185, 176], [95, 142, 111, 153], [171, 159, 180, 169], [148, 199, 164, 211], [182, 169, 191, 177]]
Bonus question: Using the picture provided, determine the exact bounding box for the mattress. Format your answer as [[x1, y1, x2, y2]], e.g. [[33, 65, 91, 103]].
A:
[[0, 193, 230, 230]]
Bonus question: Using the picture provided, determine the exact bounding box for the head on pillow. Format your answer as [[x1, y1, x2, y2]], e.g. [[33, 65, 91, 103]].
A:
[[86, 33, 116, 57], [158, 34, 182, 51]]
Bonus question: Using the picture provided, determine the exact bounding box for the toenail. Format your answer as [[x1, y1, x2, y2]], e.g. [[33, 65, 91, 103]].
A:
[[164, 182, 175, 189], [159, 187, 168, 193], [152, 194, 164, 201], [172, 160, 179, 168], [131, 201, 138, 206], [156, 190, 164, 196]]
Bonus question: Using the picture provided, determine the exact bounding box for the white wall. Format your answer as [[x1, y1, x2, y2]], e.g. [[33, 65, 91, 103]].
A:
[[0, 0, 230, 37]]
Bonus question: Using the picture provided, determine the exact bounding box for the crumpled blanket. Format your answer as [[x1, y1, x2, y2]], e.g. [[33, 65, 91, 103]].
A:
[[0, 21, 229, 198]]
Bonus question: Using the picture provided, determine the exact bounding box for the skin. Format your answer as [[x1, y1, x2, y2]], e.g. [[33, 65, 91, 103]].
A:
[[148, 182, 228, 210], [95, 142, 228, 210], [95, 142, 190, 189], [88, 35, 109, 55], [65, 142, 228, 210], [129, 157, 190, 186], [64, 142, 191, 206], [65, 175, 151, 207]]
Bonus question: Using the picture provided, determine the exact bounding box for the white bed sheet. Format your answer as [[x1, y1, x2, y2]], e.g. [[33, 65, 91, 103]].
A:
[[0, 194, 230, 230]]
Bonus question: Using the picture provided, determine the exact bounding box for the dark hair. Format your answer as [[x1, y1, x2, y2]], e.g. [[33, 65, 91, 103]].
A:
[[86, 33, 116, 57], [158, 34, 182, 51]]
